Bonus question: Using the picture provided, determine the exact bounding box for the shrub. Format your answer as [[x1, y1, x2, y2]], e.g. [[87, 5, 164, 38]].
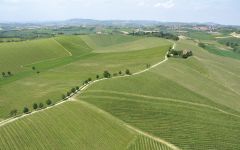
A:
[[32, 66, 36, 70], [9, 109, 17, 117], [7, 71, 12, 76], [125, 69, 131, 75], [88, 78, 92, 82], [71, 87, 76, 93], [23, 107, 29, 114], [85, 80, 89, 84], [103, 71, 111, 78], [76, 86, 80, 91], [62, 94, 66, 99], [182, 51, 193, 59], [33, 103, 38, 110], [39, 103, 44, 109], [46, 99, 52, 106], [67, 91, 71, 97], [96, 75, 100, 79], [146, 64, 151, 68], [198, 43, 206, 48], [2, 72, 5, 77], [119, 71, 122, 75]]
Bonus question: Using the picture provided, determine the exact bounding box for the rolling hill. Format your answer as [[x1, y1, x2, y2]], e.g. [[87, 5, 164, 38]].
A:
[[0, 34, 239, 149]]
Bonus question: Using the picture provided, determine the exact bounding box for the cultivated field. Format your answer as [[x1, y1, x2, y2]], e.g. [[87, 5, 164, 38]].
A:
[[77, 39, 240, 149], [0, 33, 240, 149], [0, 94, 175, 149], [0, 38, 70, 73], [0, 35, 171, 119]]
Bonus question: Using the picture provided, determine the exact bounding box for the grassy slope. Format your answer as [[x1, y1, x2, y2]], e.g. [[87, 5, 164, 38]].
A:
[[0, 102, 135, 149], [0, 101, 174, 149], [81, 34, 141, 49], [0, 35, 171, 119], [203, 44, 240, 60], [93, 38, 171, 53], [78, 39, 240, 149], [0, 38, 70, 73], [174, 40, 240, 110], [127, 135, 172, 150], [54, 35, 93, 55]]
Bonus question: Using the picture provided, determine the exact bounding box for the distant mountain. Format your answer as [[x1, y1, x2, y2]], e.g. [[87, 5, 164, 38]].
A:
[[1, 18, 238, 29]]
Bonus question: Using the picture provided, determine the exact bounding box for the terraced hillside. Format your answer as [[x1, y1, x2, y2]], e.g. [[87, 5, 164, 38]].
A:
[[78, 39, 240, 149]]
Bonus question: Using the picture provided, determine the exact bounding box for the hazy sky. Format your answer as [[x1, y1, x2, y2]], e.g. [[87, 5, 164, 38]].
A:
[[0, 0, 239, 25]]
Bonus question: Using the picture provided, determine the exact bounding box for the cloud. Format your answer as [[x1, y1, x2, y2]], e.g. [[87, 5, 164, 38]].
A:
[[137, 1, 145, 6], [154, 0, 175, 8]]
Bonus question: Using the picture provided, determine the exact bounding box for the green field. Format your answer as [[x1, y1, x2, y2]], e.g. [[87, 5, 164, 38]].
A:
[[0, 96, 174, 149], [0, 35, 171, 119], [0, 38, 71, 73], [0, 33, 240, 149], [77, 39, 240, 149]]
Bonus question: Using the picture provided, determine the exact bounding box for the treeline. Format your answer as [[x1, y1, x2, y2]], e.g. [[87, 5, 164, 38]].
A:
[[9, 69, 133, 118], [1, 71, 13, 78], [10, 99, 54, 117], [131, 31, 179, 41], [225, 42, 240, 53], [9, 85, 80, 117], [200, 42, 240, 53], [167, 49, 193, 59]]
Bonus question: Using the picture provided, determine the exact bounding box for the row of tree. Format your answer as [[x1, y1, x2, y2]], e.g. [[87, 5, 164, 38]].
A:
[[167, 49, 193, 59], [83, 69, 132, 85], [200, 42, 240, 53], [2, 71, 13, 78], [225, 42, 239, 48], [131, 31, 179, 41], [32, 66, 40, 74], [225, 42, 240, 53], [10, 99, 53, 117], [62, 86, 80, 100], [8, 69, 133, 117], [102, 69, 131, 78]]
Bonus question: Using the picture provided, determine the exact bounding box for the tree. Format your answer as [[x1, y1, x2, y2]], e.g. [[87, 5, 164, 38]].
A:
[[76, 86, 80, 91], [84, 80, 89, 85], [23, 107, 29, 114], [67, 91, 71, 97], [10, 109, 17, 117], [125, 69, 131, 75], [96, 75, 100, 79], [146, 64, 151, 68], [71, 87, 76, 93], [119, 71, 122, 75], [39, 103, 44, 109], [37, 71, 40, 74], [33, 103, 38, 110], [62, 94, 66, 100], [103, 71, 111, 78], [88, 78, 92, 82], [2, 72, 5, 77], [7, 71, 12, 76], [32, 66, 36, 70], [46, 99, 52, 106], [226, 42, 230, 46], [198, 43, 206, 48]]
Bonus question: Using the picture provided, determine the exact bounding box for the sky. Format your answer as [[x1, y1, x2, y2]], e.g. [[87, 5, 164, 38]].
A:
[[0, 0, 239, 25]]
